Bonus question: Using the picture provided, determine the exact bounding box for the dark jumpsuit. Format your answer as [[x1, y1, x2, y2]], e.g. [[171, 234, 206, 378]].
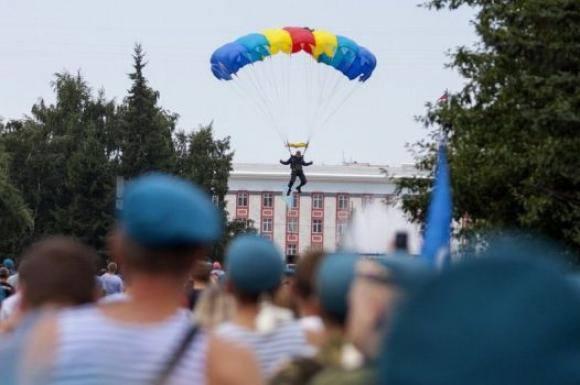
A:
[[280, 155, 313, 192]]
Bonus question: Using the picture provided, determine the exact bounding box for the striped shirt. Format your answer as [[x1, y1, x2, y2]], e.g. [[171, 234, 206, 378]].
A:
[[49, 306, 207, 385], [215, 321, 309, 377]]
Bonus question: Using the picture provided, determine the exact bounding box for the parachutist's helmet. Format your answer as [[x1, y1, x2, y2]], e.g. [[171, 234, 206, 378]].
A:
[[296, 151, 302, 156]]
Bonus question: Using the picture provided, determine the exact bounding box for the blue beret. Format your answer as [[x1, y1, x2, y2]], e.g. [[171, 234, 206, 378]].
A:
[[316, 252, 359, 323], [120, 173, 221, 247], [225, 235, 284, 295], [375, 253, 432, 292], [379, 256, 580, 385], [2, 259, 15, 269]]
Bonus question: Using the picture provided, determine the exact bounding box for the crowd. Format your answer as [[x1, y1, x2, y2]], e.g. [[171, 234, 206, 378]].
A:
[[1, 172, 580, 385]]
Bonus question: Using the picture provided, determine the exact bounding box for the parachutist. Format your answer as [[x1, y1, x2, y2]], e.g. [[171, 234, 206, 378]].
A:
[[280, 150, 313, 195]]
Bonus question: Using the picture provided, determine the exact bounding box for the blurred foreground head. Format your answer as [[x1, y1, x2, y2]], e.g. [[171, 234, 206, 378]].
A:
[[294, 248, 326, 315], [113, 173, 221, 278], [379, 255, 580, 385], [348, 254, 430, 359], [19, 236, 98, 311], [316, 252, 358, 327], [225, 234, 284, 301]]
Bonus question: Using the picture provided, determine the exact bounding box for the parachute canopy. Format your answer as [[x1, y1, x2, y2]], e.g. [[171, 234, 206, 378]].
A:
[[211, 27, 377, 82], [210, 27, 377, 150]]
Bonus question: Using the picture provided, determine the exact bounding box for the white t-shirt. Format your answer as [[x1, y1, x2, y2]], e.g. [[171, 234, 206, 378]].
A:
[[299, 315, 324, 333], [49, 306, 207, 385], [216, 320, 309, 377], [0, 292, 20, 321]]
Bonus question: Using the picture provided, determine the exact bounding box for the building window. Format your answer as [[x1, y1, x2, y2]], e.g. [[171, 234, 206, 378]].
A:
[[261, 218, 273, 233], [237, 192, 249, 207], [286, 243, 297, 256], [287, 217, 298, 234], [312, 219, 323, 234], [235, 218, 251, 230], [312, 193, 324, 209], [337, 221, 348, 237], [337, 194, 349, 210], [290, 193, 299, 209], [262, 192, 273, 208]]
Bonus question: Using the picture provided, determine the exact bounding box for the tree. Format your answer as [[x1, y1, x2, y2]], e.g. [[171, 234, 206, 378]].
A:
[[1, 73, 117, 254], [118, 44, 176, 178], [0, 128, 33, 256], [398, 0, 580, 260], [174, 123, 256, 261]]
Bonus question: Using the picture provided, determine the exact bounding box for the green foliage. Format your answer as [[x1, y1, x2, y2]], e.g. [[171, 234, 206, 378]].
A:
[[400, 0, 580, 259], [174, 123, 256, 261], [0, 136, 33, 256], [1, 73, 117, 254], [0, 45, 239, 260], [118, 44, 176, 178]]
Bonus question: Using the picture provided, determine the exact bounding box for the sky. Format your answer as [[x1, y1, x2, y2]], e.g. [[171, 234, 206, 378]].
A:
[[0, 0, 476, 166]]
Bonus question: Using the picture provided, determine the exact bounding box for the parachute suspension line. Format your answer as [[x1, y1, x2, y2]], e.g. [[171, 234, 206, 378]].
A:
[[237, 67, 287, 146], [309, 69, 346, 139], [314, 80, 364, 142], [230, 76, 286, 146], [264, 56, 283, 128], [306, 54, 319, 141]]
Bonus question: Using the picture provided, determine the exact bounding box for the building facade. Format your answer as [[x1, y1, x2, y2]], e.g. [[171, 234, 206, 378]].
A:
[[226, 162, 423, 257]]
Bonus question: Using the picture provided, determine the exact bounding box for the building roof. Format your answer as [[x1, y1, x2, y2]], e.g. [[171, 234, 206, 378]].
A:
[[231, 163, 425, 182], [229, 163, 427, 195]]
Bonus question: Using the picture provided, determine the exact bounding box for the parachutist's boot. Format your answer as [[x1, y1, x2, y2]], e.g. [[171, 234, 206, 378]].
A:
[[287, 188, 291, 196], [296, 186, 302, 194]]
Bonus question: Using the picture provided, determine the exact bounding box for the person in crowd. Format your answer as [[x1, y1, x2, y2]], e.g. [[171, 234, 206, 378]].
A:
[[293, 249, 325, 346], [313, 255, 430, 385], [0, 237, 100, 385], [391, 231, 409, 256], [273, 264, 298, 315], [0, 267, 16, 301], [19, 173, 262, 385], [378, 256, 580, 385], [3, 258, 16, 275], [193, 280, 235, 329], [3, 258, 20, 290], [187, 260, 212, 310], [0, 236, 99, 334], [99, 261, 124, 296], [216, 234, 309, 378], [270, 252, 360, 385]]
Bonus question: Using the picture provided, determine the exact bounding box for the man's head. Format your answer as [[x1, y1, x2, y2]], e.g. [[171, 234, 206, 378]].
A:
[[107, 262, 118, 274], [295, 151, 302, 157], [294, 249, 325, 317], [112, 173, 221, 280], [316, 252, 358, 328], [0, 267, 10, 282], [191, 260, 212, 284], [225, 235, 284, 303], [347, 255, 430, 358], [2, 258, 15, 274], [18, 237, 98, 311]]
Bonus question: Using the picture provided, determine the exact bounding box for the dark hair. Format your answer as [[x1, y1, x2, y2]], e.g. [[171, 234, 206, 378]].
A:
[[191, 261, 211, 283], [107, 262, 118, 273], [19, 236, 98, 308], [0, 267, 9, 279], [122, 236, 203, 276], [294, 248, 326, 299]]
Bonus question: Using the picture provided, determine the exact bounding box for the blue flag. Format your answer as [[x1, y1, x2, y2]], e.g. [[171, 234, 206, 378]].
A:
[[421, 143, 452, 267]]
